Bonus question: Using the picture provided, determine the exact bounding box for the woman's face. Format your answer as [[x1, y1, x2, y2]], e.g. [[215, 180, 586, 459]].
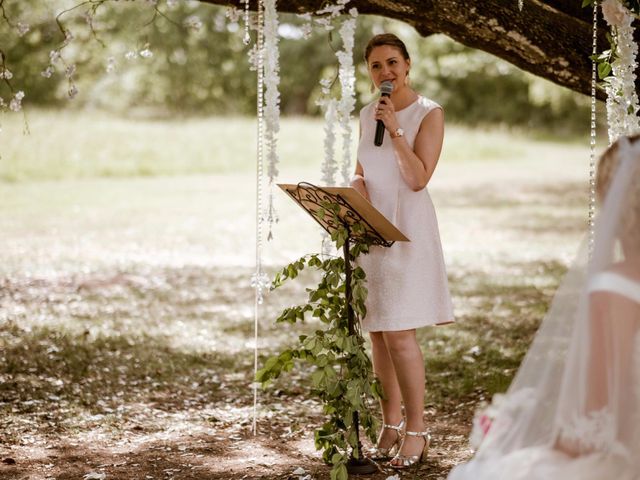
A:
[[367, 45, 410, 91]]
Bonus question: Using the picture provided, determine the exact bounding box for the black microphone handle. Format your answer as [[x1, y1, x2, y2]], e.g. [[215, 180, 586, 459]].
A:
[[374, 119, 385, 147], [373, 91, 391, 147]]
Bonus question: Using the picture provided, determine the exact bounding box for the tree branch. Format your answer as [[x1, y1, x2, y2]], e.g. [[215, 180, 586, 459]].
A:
[[199, 0, 616, 100]]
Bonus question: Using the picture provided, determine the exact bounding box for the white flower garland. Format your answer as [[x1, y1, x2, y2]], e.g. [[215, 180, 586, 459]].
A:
[[317, 79, 339, 257], [318, 79, 339, 185], [601, 0, 640, 143], [263, 0, 281, 238], [337, 9, 358, 186]]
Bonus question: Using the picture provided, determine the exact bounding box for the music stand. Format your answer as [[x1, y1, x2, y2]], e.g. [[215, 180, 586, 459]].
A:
[[278, 182, 409, 474]]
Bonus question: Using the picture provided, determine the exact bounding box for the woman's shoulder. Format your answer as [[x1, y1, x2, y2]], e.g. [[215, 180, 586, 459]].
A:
[[408, 95, 442, 118], [410, 95, 443, 126], [416, 95, 442, 113]]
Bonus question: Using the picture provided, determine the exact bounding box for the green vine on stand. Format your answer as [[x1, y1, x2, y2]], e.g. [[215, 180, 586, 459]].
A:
[[256, 201, 382, 480]]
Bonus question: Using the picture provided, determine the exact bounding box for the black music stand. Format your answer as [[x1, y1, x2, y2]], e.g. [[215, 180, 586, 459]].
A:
[[279, 182, 409, 475]]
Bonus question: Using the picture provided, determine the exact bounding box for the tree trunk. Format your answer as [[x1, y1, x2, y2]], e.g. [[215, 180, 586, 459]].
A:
[[199, 0, 640, 100]]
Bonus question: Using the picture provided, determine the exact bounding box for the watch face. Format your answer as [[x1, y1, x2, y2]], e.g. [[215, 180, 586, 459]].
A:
[[395, 128, 404, 137]]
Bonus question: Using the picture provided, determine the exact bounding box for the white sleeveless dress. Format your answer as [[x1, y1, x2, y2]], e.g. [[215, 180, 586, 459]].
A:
[[356, 95, 454, 333]]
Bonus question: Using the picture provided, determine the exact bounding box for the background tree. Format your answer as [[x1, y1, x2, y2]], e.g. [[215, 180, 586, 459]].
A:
[[1, 0, 593, 132]]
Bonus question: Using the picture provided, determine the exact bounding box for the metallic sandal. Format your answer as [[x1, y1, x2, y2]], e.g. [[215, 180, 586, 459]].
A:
[[389, 430, 431, 469], [369, 419, 405, 460]]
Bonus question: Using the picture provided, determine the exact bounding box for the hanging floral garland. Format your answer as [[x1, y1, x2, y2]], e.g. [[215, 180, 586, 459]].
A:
[[318, 78, 339, 186], [599, 0, 640, 142], [337, 9, 358, 186], [317, 78, 339, 256], [263, 0, 281, 240]]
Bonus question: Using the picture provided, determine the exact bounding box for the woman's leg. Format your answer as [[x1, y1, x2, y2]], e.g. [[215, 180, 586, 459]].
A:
[[382, 329, 427, 461], [370, 331, 403, 448]]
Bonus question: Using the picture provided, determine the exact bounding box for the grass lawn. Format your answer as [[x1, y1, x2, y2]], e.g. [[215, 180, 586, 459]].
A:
[[0, 110, 599, 479]]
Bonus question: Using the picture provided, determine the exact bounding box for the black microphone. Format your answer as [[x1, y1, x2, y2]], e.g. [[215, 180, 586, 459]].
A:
[[374, 80, 394, 147]]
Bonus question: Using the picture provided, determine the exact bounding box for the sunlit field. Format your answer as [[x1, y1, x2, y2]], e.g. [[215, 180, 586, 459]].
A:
[[0, 110, 601, 479], [1, 109, 588, 181]]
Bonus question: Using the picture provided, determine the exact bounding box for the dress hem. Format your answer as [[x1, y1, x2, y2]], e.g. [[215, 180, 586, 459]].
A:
[[362, 316, 455, 333]]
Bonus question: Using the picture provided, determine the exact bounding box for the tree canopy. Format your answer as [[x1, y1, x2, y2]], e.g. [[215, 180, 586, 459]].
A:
[[202, 0, 640, 99]]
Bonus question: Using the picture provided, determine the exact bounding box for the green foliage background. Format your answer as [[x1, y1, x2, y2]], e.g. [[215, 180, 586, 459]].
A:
[[2, 0, 590, 131]]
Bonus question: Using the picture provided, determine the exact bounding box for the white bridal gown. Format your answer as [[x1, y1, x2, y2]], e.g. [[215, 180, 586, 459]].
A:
[[449, 137, 640, 480]]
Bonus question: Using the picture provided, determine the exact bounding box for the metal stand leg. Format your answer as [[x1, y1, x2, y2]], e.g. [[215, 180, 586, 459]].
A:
[[343, 236, 378, 475]]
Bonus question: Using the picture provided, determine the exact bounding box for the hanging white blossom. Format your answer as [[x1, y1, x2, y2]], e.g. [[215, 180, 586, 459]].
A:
[[16, 22, 30, 37], [336, 9, 358, 186], [602, 0, 640, 143], [9, 91, 25, 111], [263, 0, 281, 237], [318, 84, 339, 257], [296, 12, 313, 39], [314, 0, 350, 32], [318, 79, 339, 185], [0, 68, 13, 80]]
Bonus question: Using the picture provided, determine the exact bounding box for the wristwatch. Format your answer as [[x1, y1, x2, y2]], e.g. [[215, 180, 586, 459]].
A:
[[391, 127, 404, 138]]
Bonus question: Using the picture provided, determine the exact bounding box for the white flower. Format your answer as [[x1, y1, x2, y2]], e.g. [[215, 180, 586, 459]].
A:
[[9, 91, 24, 112], [336, 16, 357, 185], [166, 0, 178, 7], [604, 3, 640, 142], [0, 68, 13, 80], [65, 64, 76, 78], [41, 66, 54, 78], [106, 57, 116, 73], [16, 22, 30, 36], [125, 50, 138, 60], [184, 15, 203, 31], [301, 23, 312, 39], [140, 48, 153, 58], [64, 30, 74, 42], [68, 84, 78, 99], [314, 17, 334, 32], [601, 0, 630, 28], [49, 50, 61, 63], [319, 77, 333, 90], [226, 7, 241, 23]]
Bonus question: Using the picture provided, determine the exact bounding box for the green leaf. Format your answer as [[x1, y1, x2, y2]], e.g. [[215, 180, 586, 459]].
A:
[[330, 463, 348, 480], [598, 62, 612, 79], [311, 369, 325, 388]]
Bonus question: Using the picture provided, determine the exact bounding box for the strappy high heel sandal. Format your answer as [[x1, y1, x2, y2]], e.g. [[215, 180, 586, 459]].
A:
[[389, 429, 431, 469], [369, 419, 405, 461]]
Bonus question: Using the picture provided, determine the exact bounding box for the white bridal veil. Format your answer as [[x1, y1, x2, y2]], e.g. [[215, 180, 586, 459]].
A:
[[449, 136, 640, 480]]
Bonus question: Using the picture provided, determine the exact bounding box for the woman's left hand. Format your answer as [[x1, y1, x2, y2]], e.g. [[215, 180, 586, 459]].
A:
[[374, 97, 400, 133]]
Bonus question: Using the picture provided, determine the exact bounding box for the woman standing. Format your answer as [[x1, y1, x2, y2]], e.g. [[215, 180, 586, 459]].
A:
[[351, 33, 454, 469]]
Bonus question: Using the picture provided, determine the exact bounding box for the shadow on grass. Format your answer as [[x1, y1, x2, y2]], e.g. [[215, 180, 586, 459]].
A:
[[0, 257, 566, 479]]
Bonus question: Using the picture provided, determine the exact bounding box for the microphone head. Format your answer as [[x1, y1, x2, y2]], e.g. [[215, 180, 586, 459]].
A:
[[380, 81, 394, 95]]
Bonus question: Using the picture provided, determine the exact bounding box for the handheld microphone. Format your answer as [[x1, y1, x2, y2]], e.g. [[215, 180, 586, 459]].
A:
[[374, 80, 394, 147]]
